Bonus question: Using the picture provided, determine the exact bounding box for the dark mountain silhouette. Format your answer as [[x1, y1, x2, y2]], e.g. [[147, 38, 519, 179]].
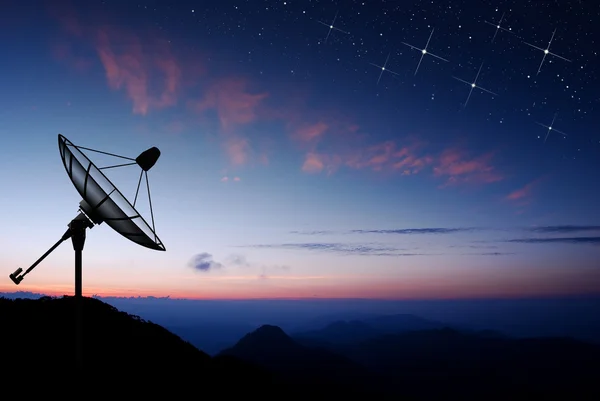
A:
[[363, 313, 456, 332], [1, 295, 210, 367], [5, 295, 599, 400], [222, 322, 600, 400], [336, 328, 600, 401], [293, 311, 384, 331], [292, 313, 452, 346], [218, 324, 394, 399], [164, 321, 258, 355], [0, 296, 324, 398], [294, 319, 380, 345]]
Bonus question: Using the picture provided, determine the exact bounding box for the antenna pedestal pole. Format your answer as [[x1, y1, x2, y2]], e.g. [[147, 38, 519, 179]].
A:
[[9, 211, 94, 367], [69, 214, 90, 368], [70, 217, 87, 298]]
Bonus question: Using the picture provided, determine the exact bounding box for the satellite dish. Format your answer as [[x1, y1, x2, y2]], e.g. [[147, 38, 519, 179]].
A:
[[57, 134, 165, 251], [9, 134, 166, 366]]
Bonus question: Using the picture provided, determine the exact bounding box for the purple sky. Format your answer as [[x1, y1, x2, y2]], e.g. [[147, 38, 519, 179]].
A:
[[0, 0, 599, 299]]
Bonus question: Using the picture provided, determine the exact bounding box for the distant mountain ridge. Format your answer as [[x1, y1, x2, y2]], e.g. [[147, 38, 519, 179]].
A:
[[4, 292, 600, 346], [221, 321, 600, 401], [292, 313, 457, 345], [219, 324, 391, 399]]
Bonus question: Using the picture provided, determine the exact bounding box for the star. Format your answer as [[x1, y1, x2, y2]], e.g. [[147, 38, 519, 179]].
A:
[[484, 12, 516, 43], [536, 113, 568, 143], [401, 28, 449, 76], [452, 62, 498, 107], [369, 53, 401, 85], [523, 28, 571, 74], [317, 11, 350, 43]]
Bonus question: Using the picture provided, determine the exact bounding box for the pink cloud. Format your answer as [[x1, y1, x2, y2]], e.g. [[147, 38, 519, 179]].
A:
[[49, 3, 510, 192], [187, 78, 269, 166], [390, 141, 435, 173], [224, 136, 251, 166], [189, 78, 268, 132], [506, 183, 534, 201], [287, 116, 359, 172], [220, 176, 241, 182], [302, 153, 325, 174], [95, 29, 182, 116], [302, 136, 434, 177], [346, 141, 397, 171], [298, 138, 503, 188], [283, 108, 365, 145], [51, 5, 205, 117], [285, 112, 405, 176], [433, 148, 503, 187], [505, 176, 547, 206], [291, 122, 329, 143], [51, 2, 266, 168], [301, 153, 341, 175]]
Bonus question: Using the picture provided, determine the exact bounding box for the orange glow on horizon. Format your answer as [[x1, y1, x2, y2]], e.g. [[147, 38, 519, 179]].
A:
[[2, 261, 599, 301], [2, 277, 599, 301]]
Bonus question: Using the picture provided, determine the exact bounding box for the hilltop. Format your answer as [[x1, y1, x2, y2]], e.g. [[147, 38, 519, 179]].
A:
[[0, 296, 296, 397]]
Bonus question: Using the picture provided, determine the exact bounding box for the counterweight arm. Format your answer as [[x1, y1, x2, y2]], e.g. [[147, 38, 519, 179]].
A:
[[9, 228, 72, 285]]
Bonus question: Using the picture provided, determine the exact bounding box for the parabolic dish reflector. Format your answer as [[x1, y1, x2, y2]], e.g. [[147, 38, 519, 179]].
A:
[[58, 134, 165, 251]]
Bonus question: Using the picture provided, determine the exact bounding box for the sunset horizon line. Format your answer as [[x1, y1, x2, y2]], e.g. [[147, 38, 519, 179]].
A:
[[2, 288, 599, 302]]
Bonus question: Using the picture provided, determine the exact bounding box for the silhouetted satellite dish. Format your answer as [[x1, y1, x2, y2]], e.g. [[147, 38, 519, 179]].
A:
[[9, 134, 166, 367], [58, 134, 165, 251]]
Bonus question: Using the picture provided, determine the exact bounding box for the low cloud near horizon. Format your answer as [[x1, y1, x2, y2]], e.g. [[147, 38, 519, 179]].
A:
[[189, 253, 223, 272], [188, 252, 290, 279], [289, 227, 482, 235], [506, 237, 600, 245], [242, 242, 437, 256], [240, 242, 520, 257], [526, 226, 600, 234], [290, 225, 600, 237]]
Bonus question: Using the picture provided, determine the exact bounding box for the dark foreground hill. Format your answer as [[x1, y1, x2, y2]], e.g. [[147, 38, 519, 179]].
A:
[[0, 296, 318, 398], [1, 295, 210, 366]]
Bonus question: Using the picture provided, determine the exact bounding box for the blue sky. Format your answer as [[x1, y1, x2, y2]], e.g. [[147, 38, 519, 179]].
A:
[[0, 0, 599, 299]]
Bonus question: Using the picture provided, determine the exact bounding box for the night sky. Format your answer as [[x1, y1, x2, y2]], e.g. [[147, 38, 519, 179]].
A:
[[0, 0, 599, 299]]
